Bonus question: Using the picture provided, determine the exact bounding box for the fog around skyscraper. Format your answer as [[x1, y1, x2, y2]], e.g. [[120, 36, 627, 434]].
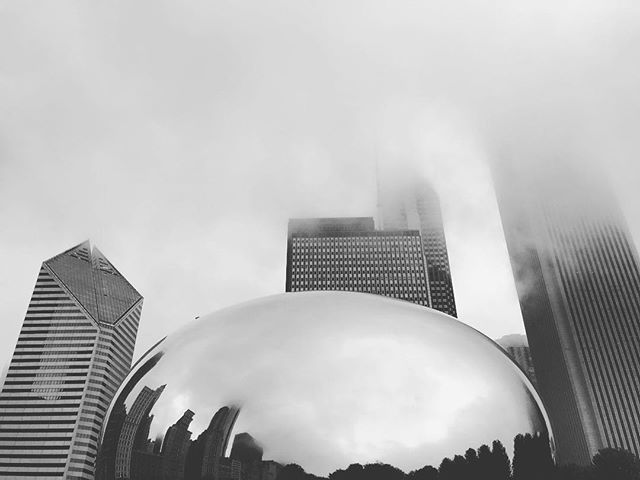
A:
[[495, 159, 640, 465], [377, 171, 457, 316], [1, 0, 639, 378]]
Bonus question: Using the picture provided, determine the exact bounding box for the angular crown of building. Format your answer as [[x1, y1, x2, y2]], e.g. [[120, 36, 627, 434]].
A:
[[44, 240, 142, 325]]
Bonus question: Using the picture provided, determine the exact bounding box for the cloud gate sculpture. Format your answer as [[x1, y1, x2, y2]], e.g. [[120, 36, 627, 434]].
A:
[[96, 292, 552, 479]]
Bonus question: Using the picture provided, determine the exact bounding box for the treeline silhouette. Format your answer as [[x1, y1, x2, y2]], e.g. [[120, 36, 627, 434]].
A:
[[276, 433, 640, 480]]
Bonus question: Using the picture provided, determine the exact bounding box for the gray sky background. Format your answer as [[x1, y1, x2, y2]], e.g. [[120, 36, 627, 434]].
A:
[[1, 1, 639, 371]]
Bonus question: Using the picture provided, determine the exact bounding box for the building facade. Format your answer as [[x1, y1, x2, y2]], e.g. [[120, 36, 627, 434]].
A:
[[286, 217, 431, 307], [379, 179, 457, 316], [0, 241, 143, 478], [496, 334, 537, 387], [495, 165, 640, 465]]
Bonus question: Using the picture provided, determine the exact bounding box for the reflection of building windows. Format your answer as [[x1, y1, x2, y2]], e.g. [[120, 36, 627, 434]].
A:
[[183, 405, 240, 480], [202, 406, 240, 469], [209, 457, 242, 480], [496, 335, 537, 388], [115, 384, 166, 479], [109, 406, 195, 480]]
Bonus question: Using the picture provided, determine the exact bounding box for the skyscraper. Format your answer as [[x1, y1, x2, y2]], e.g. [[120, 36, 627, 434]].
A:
[[0, 241, 143, 479], [495, 164, 640, 465], [496, 334, 537, 387], [286, 217, 431, 307], [379, 178, 457, 316]]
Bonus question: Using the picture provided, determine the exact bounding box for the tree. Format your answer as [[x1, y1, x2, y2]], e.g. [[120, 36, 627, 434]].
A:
[[491, 440, 511, 480], [532, 431, 555, 478], [408, 465, 439, 480], [556, 464, 595, 480], [451, 455, 467, 480], [512, 434, 526, 480], [513, 433, 555, 480], [513, 434, 537, 480], [477, 444, 493, 480], [439, 457, 456, 480], [464, 449, 478, 467], [592, 448, 640, 480], [278, 464, 309, 480], [463, 448, 478, 480], [363, 463, 405, 480], [329, 464, 364, 480]]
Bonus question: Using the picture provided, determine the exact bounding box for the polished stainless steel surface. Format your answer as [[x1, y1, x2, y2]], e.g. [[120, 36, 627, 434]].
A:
[[97, 292, 552, 479]]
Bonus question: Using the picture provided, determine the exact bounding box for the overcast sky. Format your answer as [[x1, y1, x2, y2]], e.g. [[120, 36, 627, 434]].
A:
[[1, 1, 639, 371]]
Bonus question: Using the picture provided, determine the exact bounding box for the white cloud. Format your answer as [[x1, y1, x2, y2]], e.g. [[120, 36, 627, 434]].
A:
[[1, 0, 639, 370]]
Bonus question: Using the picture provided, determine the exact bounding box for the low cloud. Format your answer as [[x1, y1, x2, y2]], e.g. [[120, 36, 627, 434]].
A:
[[0, 1, 638, 367]]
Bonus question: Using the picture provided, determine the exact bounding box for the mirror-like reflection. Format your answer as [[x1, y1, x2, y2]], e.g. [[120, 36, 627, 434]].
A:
[[97, 292, 553, 480]]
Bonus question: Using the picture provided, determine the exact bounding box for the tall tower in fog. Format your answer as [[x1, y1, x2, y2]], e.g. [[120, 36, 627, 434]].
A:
[[379, 177, 457, 317], [495, 163, 640, 465], [0, 241, 143, 479]]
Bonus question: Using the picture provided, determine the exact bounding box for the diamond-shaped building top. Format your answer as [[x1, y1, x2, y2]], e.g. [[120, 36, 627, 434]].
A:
[[45, 240, 143, 325]]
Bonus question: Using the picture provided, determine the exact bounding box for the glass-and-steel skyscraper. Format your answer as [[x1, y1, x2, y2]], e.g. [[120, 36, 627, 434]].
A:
[[379, 178, 457, 317], [286, 217, 431, 307], [0, 241, 143, 479], [495, 164, 640, 465]]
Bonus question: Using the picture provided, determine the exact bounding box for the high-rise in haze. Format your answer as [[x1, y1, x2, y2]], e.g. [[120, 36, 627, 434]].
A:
[[286, 217, 431, 307], [0, 241, 143, 479], [379, 177, 457, 317], [495, 163, 640, 465], [496, 334, 537, 387]]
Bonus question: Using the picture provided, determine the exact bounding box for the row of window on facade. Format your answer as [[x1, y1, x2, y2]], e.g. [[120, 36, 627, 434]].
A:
[[289, 285, 427, 296], [291, 264, 425, 273], [292, 239, 422, 250], [291, 246, 422, 254], [292, 236, 421, 243], [290, 272, 426, 281], [289, 280, 427, 291]]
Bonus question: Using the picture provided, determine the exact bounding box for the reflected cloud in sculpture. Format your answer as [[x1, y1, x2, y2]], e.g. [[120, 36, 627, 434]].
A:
[[97, 292, 552, 479]]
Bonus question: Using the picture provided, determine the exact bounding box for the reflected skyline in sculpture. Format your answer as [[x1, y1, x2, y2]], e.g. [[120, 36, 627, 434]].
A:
[[102, 389, 280, 480], [97, 292, 552, 479]]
